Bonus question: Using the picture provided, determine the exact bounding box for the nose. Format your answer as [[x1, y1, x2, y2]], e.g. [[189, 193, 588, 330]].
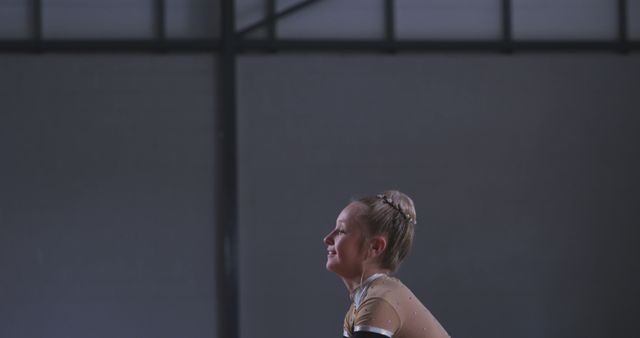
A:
[[323, 230, 334, 245]]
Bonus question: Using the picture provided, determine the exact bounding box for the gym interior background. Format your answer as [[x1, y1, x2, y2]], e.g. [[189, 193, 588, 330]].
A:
[[1, 1, 639, 338]]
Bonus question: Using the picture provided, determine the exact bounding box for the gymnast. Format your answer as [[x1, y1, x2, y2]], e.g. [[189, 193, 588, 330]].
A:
[[324, 190, 450, 338]]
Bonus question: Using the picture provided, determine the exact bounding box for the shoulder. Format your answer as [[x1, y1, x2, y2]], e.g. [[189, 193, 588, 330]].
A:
[[367, 275, 412, 302], [357, 276, 413, 318], [368, 276, 429, 317]]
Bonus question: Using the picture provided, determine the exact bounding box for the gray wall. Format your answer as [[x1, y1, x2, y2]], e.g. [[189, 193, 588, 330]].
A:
[[237, 54, 640, 338], [1, 52, 639, 338], [0, 55, 218, 338]]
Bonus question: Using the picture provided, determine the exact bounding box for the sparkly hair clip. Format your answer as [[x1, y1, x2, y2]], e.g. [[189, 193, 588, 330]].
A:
[[376, 194, 415, 224]]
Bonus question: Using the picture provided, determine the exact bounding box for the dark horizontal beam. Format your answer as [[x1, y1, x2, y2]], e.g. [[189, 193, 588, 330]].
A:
[[240, 39, 503, 51], [0, 39, 221, 52], [238, 39, 640, 52], [515, 40, 638, 51], [1, 38, 639, 53]]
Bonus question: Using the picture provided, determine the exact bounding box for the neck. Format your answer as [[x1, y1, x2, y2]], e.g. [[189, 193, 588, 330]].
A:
[[341, 267, 391, 294]]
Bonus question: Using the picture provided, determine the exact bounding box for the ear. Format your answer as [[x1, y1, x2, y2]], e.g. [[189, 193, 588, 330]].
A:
[[368, 236, 387, 258]]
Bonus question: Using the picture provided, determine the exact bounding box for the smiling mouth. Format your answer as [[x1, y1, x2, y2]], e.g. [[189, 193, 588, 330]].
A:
[[327, 249, 337, 256]]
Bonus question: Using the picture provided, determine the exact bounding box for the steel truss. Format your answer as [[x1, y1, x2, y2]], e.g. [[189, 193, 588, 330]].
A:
[[0, 0, 636, 53]]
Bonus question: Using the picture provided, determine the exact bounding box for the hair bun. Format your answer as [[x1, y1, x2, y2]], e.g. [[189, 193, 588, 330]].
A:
[[377, 192, 416, 225]]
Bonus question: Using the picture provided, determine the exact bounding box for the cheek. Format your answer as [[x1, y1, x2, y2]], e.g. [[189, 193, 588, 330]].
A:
[[336, 238, 361, 257], [334, 240, 347, 256]]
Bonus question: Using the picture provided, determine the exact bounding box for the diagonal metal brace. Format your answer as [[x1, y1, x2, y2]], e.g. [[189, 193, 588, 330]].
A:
[[236, 0, 325, 37]]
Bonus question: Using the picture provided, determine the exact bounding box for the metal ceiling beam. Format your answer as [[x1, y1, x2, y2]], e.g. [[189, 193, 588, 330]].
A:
[[0, 39, 220, 53], [1, 39, 638, 53], [0, 0, 636, 54], [237, 39, 640, 53]]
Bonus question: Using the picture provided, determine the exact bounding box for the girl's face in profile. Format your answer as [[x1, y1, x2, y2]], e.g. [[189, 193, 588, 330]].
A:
[[324, 202, 368, 279]]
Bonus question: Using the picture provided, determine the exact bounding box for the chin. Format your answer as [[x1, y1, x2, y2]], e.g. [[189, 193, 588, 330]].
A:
[[326, 261, 335, 272], [326, 260, 341, 274]]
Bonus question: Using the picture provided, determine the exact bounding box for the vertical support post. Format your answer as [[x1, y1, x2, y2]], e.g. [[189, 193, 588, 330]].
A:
[[501, 0, 513, 53], [33, 0, 43, 50], [216, 2, 239, 338], [617, 0, 628, 54], [153, 0, 167, 52], [154, 0, 167, 44], [267, 0, 277, 51], [384, 0, 396, 53]]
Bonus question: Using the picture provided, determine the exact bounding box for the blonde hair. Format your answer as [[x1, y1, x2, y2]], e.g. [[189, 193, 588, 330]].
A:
[[355, 190, 417, 272]]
